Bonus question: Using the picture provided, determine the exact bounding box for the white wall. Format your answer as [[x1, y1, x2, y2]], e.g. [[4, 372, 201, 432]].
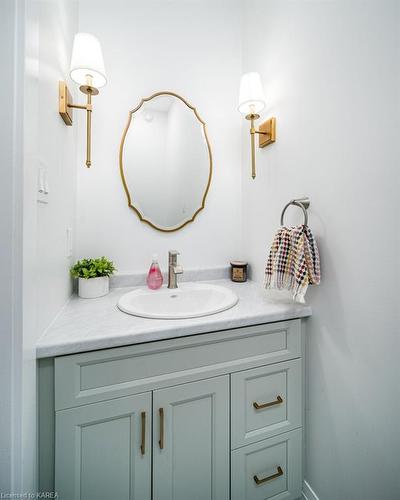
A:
[[241, 1, 400, 499], [19, 0, 78, 493], [36, 0, 78, 337], [21, 0, 39, 490], [0, 0, 24, 491], [76, 0, 243, 274]]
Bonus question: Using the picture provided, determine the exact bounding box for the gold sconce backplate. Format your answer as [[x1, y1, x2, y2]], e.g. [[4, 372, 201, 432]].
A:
[[59, 81, 73, 126], [259, 117, 276, 148]]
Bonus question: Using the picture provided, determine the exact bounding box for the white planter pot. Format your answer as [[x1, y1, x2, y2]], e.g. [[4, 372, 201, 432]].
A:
[[78, 276, 110, 299]]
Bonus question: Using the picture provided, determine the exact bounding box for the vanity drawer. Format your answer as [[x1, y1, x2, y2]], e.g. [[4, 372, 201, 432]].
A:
[[231, 359, 302, 448], [54, 320, 301, 410], [231, 429, 302, 500]]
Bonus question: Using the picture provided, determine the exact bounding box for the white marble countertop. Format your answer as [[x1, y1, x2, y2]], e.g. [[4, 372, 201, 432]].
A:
[[36, 279, 312, 358]]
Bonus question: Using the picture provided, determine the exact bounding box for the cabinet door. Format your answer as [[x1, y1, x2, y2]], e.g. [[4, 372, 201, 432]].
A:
[[153, 376, 230, 500], [55, 393, 151, 500]]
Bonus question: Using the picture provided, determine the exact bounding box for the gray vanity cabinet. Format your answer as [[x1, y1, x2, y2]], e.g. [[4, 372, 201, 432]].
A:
[[55, 393, 152, 500], [43, 320, 304, 500]]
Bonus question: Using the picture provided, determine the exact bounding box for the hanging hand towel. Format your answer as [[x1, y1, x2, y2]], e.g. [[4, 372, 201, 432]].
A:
[[264, 224, 320, 303]]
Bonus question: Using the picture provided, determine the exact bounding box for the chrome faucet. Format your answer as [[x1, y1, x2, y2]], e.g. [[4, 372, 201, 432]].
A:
[[168, 250, 183, 289]]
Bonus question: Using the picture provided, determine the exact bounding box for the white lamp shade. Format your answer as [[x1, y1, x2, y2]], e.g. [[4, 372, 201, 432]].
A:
[[238, 72, 265, 115], [70, 33, 107, 88]]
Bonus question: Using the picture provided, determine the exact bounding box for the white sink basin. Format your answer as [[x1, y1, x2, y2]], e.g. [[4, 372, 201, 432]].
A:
[[117, 282, 239, 319]]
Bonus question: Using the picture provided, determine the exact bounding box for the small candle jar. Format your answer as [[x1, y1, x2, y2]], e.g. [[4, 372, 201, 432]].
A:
[[230, 261, 248, 283]]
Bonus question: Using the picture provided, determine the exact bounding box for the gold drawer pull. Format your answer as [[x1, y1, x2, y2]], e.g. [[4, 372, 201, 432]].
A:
[[254, 466, 283, 485], [140, 411, 146, 455], [253, 395, 283, 410], [159, 408, 164, 450]]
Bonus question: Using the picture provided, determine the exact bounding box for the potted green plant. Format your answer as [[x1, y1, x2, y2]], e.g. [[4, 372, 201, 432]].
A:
[[70, 257, 116, 299]]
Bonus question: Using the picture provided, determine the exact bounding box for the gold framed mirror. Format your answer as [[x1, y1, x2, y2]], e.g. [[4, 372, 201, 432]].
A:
[[119, 91, 213, 232]]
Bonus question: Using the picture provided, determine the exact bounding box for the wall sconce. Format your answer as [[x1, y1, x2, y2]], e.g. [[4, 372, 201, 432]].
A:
[[238, 72, 276, 179], [59, 33, 107, 168]]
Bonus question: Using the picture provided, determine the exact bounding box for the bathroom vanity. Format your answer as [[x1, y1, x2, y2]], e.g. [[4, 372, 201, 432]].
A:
[[37, 279, 310, 500]]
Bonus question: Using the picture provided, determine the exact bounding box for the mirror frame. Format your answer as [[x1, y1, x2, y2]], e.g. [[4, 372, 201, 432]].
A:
[[119, 91, 213, 232]]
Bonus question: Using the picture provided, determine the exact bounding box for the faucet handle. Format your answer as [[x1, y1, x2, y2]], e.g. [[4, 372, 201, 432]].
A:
[[173, 265, 183, 275]]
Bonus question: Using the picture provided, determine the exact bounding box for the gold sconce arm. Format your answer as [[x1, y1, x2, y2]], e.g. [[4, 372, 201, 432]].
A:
[[68, 103, 88, 110], [85, 92, 92, 168], [246, 114, 276, 179], [59, 80, 98, 168], [249, 116, 258, 180]]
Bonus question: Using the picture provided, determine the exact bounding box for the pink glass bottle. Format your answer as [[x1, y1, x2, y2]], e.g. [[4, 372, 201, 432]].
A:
[[146, 254, 163, 290]]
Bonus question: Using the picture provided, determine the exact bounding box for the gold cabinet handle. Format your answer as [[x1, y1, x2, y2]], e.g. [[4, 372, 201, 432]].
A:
[[158, 408, 164, 450], [253, 395, 283, 410], [253, 466, 283, 485], [140, 411, 146, 455]]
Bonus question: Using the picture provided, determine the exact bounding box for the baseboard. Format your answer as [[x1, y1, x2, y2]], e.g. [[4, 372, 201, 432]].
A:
[[302, 480, 320, 500]]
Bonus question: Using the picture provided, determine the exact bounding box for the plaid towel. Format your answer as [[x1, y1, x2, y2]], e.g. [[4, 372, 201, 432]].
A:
[[264, 225, 320, 303]]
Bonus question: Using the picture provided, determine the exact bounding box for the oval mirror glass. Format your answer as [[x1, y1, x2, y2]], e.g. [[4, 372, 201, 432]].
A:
[[120, 92, 212, 232]]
